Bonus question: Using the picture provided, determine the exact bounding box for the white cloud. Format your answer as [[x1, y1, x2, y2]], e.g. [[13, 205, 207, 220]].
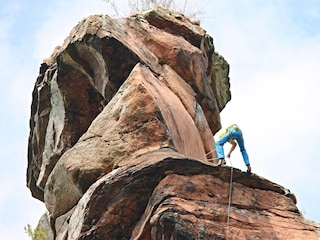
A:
[[0, 2, 21, 75], [34, 0, 111, 61], [0, 136, 46, 239]]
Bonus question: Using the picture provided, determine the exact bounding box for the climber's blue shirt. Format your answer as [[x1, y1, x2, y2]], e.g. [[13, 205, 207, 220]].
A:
[[216, 124, 250, 166]]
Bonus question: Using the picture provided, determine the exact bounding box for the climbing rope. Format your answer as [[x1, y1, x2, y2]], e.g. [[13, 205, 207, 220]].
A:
[[199, 147, 217, 160], [226, 157, 234, 240], [199, 149, 235, 239]]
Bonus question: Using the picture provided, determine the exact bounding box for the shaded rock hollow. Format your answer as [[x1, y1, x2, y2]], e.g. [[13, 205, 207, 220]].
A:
[[27, 7, 319, 240]]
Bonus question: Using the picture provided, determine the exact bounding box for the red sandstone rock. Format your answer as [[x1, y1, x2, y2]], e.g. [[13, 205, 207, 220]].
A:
[[27, 8, 225, 202], [27, 7, 319, 240]]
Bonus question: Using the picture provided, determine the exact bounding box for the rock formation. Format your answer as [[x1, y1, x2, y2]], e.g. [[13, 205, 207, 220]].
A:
[[27, 7, 319, 240]]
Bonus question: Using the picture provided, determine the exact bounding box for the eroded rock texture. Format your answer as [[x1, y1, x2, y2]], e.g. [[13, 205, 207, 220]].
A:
[[27, 7, 319, 240]]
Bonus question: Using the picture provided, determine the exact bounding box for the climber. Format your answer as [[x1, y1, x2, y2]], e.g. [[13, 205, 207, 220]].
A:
[[215, 124, 251, 173]]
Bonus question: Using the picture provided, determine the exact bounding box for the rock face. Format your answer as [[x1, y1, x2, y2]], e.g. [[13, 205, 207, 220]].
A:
[[27, 7, 319, 240]]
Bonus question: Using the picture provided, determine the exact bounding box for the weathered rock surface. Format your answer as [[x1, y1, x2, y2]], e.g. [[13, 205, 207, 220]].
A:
[[27, 7, 319, 240]]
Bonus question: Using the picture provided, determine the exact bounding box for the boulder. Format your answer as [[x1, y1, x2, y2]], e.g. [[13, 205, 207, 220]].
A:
[[27, 7, 319, 240]]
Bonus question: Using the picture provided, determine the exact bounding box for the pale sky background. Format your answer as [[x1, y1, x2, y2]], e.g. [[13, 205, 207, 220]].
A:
[[0, 0, 319, 239]]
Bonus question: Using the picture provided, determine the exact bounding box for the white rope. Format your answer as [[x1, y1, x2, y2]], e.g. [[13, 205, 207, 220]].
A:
[[199, 147, 216, 160], [200, 147, 234, 239], [226, 157, 233, 240], [199, 148, 218, 160]]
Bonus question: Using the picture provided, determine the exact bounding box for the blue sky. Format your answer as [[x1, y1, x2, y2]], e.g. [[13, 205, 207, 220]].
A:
[[0, 0, 319, 239]]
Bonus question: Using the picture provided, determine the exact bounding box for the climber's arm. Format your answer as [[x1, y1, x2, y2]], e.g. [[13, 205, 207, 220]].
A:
[[227, 140, 237, 158]]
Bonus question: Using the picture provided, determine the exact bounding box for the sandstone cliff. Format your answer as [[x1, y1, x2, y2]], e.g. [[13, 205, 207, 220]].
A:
[[27, 7, 319, 240]]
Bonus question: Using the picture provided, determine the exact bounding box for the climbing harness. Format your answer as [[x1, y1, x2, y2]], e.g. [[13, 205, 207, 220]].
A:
[[226, 157, 234, 240]]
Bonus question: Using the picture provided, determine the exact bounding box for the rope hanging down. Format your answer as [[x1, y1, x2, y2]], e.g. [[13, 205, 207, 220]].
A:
[[226, 157, 234, 240], [199, 149, 234, 239]]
